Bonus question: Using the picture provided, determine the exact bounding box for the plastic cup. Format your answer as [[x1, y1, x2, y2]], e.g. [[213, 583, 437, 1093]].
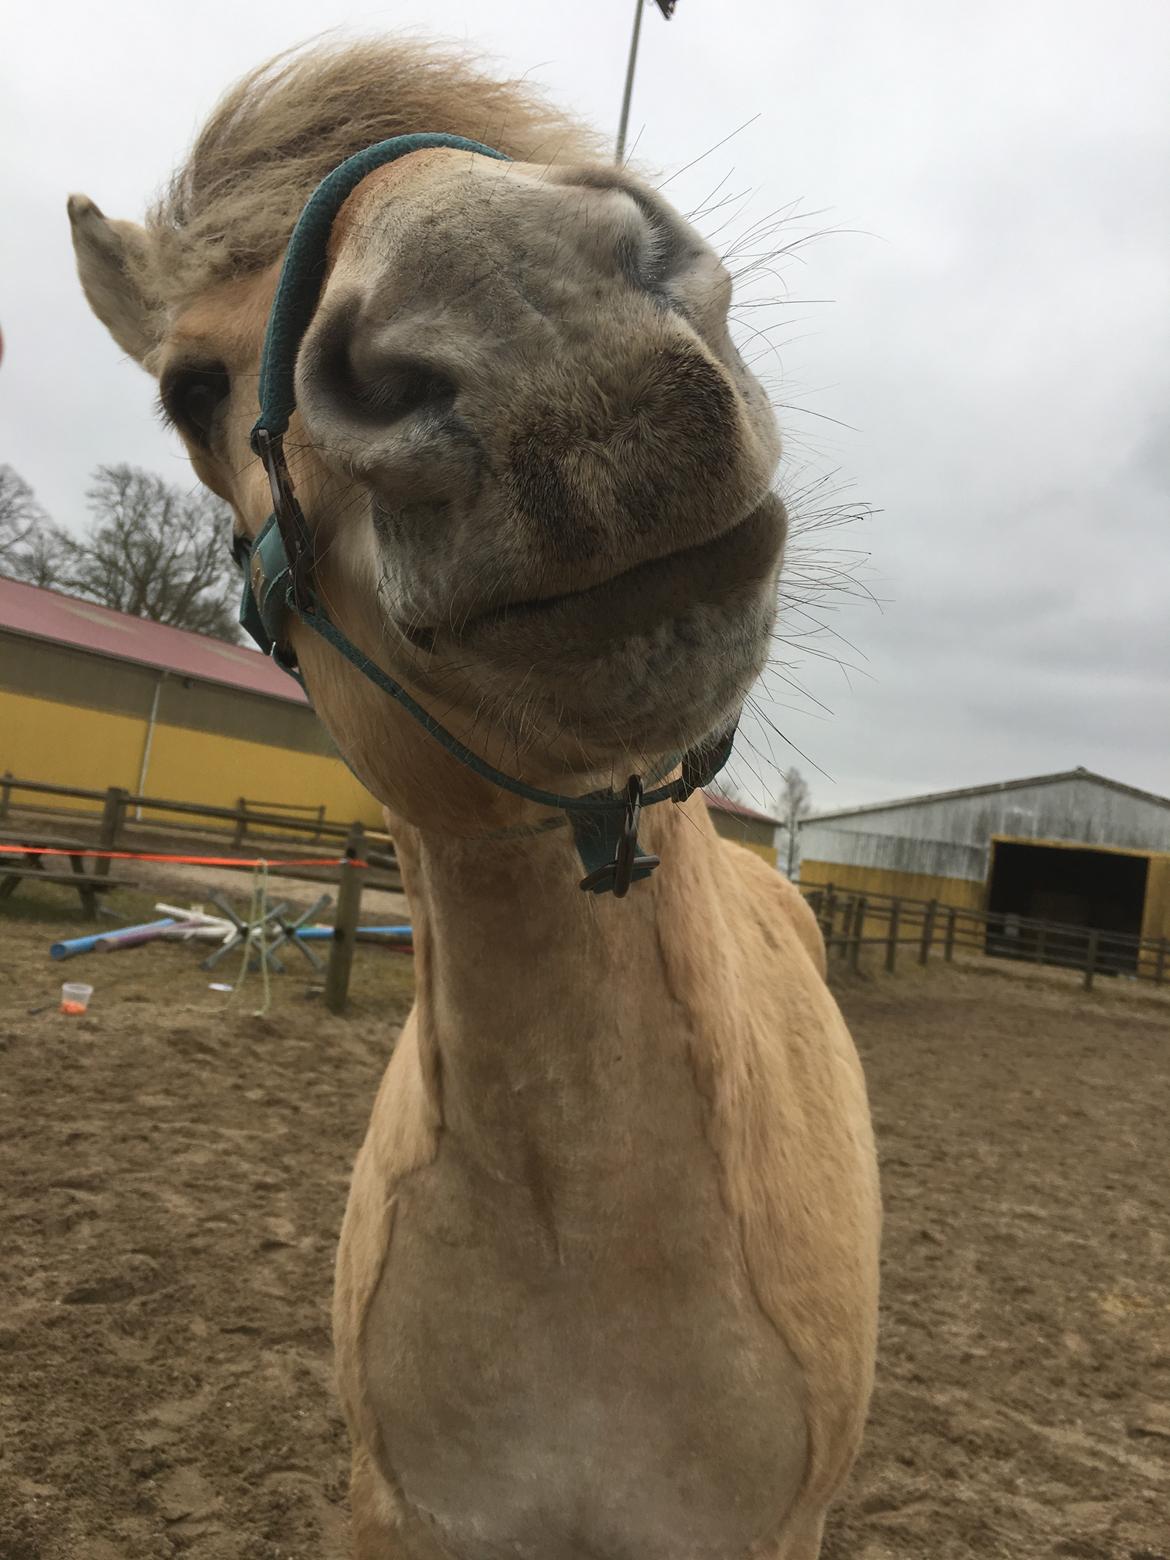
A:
[[60, 982, 94, 1016]]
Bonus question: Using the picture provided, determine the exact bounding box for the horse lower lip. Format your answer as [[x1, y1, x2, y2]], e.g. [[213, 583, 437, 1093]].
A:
[[397, 588, 573, 651], [411, 501, 784, 649]]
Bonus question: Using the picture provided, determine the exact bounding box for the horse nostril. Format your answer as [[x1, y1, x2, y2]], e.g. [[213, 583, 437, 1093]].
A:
[[345, 350, 456, 425], [366, 355, 456, 422], [315, 304, 457, 426]]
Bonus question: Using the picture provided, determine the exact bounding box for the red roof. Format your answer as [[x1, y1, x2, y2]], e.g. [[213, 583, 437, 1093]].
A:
[[704, 791, 782, 828], [0, 574, 307, 705]]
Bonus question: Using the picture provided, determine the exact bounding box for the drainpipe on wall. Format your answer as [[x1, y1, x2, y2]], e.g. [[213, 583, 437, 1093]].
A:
[[136, 671, 167, 821]]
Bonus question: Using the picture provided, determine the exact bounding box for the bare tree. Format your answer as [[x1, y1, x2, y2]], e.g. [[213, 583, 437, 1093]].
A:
[[3, 463, 239, 638], [59, 465, 240, 640], [0, 465, 48, 571], [11, 527, 70, 589], [0, 466, 76, 587], [778, 767, 811, 879]]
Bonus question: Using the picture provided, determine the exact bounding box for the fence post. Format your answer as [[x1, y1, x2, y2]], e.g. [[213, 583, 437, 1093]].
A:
[[325, 823, 366, 1015], [851, 896, 867, 971], [919, 899, 937, 966], [1083, 929, 1099, 991], [233, 799, 248, 848], [0, 771, 12, 822], [885, 899, 901, 973], [822, 884, 838, 946], [1156, 939, 1167, 986], [96, 787, 128, 880], [944, 907, 957, 962], [838, 896, 855, 960]]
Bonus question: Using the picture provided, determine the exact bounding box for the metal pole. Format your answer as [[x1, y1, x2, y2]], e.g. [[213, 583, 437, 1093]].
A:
[[135, 671, 166, 821], [615, 0, 646, 163]]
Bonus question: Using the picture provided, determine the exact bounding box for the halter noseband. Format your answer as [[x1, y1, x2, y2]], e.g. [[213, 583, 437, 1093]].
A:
[[235, 134, 738, 897]]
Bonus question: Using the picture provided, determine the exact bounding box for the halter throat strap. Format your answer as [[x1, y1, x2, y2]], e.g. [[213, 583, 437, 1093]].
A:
[[238, 134, 739, 897]]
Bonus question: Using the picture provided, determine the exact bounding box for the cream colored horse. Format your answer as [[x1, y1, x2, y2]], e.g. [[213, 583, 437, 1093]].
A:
[[70, 41, 879, 1560]]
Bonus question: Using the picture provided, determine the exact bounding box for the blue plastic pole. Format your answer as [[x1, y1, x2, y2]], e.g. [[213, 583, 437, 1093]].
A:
[[295, 924, 412, 941], [50, 917, 176, 961]]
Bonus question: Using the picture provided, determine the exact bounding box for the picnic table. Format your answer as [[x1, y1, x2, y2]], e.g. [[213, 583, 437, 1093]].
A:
[[0, 831, 134, 920]]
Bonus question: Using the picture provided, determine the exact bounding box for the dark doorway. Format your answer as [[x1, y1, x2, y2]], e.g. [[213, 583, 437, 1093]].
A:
[[986, 841, 1148, 974]]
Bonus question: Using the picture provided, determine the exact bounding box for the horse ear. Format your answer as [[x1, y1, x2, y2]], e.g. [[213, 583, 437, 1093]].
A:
[[67, 194, 159, 366]]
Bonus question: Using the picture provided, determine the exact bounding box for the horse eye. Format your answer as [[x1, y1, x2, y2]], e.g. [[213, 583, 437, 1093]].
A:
[[161, 365, 231, 443]]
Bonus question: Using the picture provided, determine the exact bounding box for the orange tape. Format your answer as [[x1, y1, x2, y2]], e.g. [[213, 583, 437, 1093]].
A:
[[0, 843, 366, 869]]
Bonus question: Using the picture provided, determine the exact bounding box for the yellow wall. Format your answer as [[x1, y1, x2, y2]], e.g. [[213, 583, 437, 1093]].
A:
[[1140, 855, 1170, 975], [0, 686, 383, 828], [799, 857, 985, 910], [1, 689, 143, 799], [709, 810, 778, 866], [141, 722, 383, 826]]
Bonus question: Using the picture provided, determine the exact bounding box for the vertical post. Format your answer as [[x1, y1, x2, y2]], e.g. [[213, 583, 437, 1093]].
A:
[[820, 883, 837, 944], [615, 0, 645, 163], [96, 786, 127, 881], [325, 823, 365, 1015], [919, 899, 937, 966], [1154, 939, 1167, 986], [842, 898, 861, 954], [851, 896, 867, 971], [0, 771, 12, 822], [944, 906, 957, 962], [135, 671, 166, 821], [1083, 928, 1099, 991], [885, 899, 901, 974], [233, 799, 248, 848]]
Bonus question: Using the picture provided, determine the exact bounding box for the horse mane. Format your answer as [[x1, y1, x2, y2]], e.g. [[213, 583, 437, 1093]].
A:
[[144, 37, 601, 310]]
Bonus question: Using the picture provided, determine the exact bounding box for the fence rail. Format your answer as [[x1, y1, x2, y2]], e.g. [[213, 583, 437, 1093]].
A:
[[1, 771, 358, 845], [0, 771, 403, 1013], [800, 882, 1168, 991]]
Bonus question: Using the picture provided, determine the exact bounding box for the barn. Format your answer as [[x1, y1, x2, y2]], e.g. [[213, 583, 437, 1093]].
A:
[[800, 768, 1170, 948], [704, 792, 782, 865], [0, 575, 768, 848], [0, 575, 383, 826]]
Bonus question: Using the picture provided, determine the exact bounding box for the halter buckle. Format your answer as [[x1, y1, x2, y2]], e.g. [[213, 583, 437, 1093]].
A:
[[253, 428, 314, 613], [577, 776, 661, 898]]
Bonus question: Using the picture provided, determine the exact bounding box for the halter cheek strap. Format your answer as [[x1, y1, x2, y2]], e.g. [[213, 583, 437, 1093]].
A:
[[235, 133, 739, 898]]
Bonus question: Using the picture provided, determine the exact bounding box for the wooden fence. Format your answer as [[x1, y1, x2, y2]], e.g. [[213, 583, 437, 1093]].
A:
[[0, 772, 402, 1014], [0, 771, 363, 848], [801, 883, 1169, 991]]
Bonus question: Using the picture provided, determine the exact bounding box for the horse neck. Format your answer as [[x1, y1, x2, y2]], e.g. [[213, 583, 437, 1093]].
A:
[[397, 793, 726, 1177]]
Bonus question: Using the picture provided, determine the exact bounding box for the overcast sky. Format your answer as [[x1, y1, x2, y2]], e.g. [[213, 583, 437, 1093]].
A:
[[2, 0, 1167, 811]]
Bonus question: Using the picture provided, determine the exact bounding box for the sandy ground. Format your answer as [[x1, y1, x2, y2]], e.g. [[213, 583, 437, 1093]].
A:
[[1, 877, 1168, 1559]]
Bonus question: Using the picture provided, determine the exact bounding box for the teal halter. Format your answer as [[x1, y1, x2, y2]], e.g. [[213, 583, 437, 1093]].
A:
[[236, 134, 738, 896]]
